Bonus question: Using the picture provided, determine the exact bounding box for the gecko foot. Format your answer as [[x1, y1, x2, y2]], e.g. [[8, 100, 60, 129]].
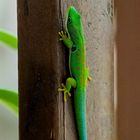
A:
[[58, 83, 71, 102], [87, 76, 92, 81], [58, 31, 68, 41]]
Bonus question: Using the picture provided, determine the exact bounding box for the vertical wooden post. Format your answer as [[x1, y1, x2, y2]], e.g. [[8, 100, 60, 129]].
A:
[[18, 0, 115, 140], [117, 0, 140, 140], [18, 0, 64, 139]]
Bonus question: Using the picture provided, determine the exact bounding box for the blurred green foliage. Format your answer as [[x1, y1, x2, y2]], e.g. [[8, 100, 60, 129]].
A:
[[0, 29, 18, 116]]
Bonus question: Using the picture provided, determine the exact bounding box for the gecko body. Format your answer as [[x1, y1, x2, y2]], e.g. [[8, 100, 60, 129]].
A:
[[58, 6, 90, 140]]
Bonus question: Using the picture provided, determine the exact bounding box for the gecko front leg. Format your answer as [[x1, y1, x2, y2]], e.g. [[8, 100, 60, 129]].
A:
[[58, 77, 76, 102], [59, 31, 73, 48]]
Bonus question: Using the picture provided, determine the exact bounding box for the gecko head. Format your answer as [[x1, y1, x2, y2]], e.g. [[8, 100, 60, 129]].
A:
[[66, 6, 82, 39], [67, 6, 81, 19]]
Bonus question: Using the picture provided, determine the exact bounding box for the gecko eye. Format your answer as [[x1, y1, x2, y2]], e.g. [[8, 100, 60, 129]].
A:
[[71, 45, 77, 52], [68, 17, 71, 24]]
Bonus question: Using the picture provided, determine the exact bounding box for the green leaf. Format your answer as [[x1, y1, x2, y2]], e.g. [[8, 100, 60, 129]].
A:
[[0, 30, 17, 49], [0, 89, 18, 116]]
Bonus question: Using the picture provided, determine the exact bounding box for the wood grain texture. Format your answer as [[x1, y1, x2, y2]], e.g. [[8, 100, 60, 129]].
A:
[[60, 0, 115, 140], [18, 0, 65, 139], [18, 0, 114, 139], [116, 0, 140, 140]]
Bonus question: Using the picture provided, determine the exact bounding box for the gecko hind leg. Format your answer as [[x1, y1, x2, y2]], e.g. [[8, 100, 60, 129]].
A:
[[58, 77, 76, 102]]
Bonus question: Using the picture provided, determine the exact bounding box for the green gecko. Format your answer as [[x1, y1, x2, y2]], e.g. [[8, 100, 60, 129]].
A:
[[58, 6, 91, 140]]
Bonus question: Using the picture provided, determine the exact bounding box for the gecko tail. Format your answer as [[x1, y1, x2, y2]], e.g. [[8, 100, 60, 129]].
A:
[[74, 88, 87, 140]]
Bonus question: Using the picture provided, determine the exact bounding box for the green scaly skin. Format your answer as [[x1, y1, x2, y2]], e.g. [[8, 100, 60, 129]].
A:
[[58, 6, 91, 140]]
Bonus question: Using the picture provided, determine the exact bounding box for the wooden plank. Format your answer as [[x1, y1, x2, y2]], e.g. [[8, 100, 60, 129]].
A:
[[18, 0, 65, 139], [116, 0, 140, 140], [60, 1, 115, 140]]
